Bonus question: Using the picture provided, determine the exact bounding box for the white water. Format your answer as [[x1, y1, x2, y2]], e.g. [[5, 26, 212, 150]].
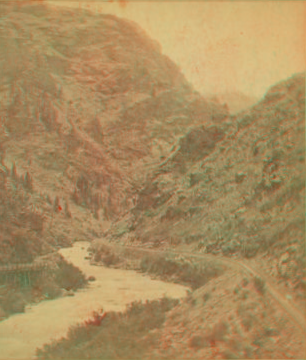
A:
[[0, 241, 187, 360]]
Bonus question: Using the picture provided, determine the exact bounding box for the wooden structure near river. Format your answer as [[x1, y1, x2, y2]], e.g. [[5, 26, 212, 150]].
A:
[[0, 261, 53, 288]]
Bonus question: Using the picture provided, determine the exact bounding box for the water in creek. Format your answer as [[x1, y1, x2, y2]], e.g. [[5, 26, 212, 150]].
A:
[[0, 241, 188, 360]]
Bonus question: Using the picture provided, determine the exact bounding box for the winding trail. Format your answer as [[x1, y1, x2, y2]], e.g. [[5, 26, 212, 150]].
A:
[[116, 244, 306, 334]]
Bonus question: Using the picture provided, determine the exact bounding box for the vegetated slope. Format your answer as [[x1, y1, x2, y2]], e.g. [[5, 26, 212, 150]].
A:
[[0, 2, 228, 262], [36, 268, 306, 360], [109, 73, 305, 301]]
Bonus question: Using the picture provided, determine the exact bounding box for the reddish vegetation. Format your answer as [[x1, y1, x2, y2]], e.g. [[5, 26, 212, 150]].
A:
[[85, 310, 107, 327]]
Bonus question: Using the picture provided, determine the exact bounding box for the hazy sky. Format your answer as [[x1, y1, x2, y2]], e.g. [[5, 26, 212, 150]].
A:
[[49, 1, 305, 98]]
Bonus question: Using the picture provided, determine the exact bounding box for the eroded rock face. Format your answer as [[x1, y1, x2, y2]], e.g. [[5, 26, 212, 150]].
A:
[[0, 2, 228, 264]]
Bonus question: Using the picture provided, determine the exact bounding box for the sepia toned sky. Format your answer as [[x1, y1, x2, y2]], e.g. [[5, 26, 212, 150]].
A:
[[48, 1, 305, 98]]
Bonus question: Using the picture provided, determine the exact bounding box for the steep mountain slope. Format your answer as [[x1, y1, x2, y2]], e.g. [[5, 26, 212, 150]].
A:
[[0, 2, 228, 263], [109, 73, 305, 302]]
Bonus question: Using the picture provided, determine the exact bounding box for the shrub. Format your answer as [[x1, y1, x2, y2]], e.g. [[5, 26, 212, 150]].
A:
[[64, 201, 71, 218], [264, 326, 279, 336], [211, 320, 229, 341], [46, 194, 52, 205], [94, 252, 102, 262], [93, 245, 121, 267], [11, 162, 18, 179], [222, 350, 237, 359], [103, 253, 120, 267], [222, 241, 240, 256], [242, 316, 253, 331], [243, 243, 260, 258], [203, 320, 230, 347], [53, 196, 61, 213], [23, 171, 33, 191], [242, 277, 249, 287], [253, 276, 266, 295], [203, 292, 211, 302], [233, 286, 240, 295], [0, 305, 7, 319], [189, 335, 207, 349], [189, 173, 204, 187], [185, 291, 196, 306], [239, 290, 249, 300], [55, 258, 87, 291], [235, 172, 246, 184], [0, 288, 26, 314], [244, 345, 253, 358], [41, 280, 62, 299], [141, 255, 224, 290]]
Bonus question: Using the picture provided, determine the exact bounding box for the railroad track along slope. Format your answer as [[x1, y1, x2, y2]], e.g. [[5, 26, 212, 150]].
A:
[[116, 244, 306, 334]]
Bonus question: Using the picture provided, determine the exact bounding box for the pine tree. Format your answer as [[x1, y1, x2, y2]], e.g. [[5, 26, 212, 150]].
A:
[[93, 208, 99, 220], [64, 200, 71, 218], [53, 196, 61, 213], [23, 171, 33, 191], [71, 188, 80, 205], [11, 162, 17, 180], [46, 194, 52, 205]]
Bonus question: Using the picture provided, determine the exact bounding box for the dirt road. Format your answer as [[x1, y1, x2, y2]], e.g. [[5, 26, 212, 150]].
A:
[[115, 244, 306, 334]]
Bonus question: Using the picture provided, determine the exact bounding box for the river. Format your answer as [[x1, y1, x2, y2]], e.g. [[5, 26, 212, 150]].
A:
[[0, 241, 188, 360]]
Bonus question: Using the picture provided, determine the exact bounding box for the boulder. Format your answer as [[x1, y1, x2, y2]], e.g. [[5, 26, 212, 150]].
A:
[[66, 290, 75, 297], [62, 289, 75, 297]]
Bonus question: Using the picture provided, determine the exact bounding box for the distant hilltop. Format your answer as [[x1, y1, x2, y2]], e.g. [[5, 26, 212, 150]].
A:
[[207, 91, 259, 114]]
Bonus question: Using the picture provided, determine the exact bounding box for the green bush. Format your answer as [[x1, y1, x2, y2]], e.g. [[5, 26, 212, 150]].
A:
[[55, 258, 87, 291], [253, 276, 266, 295], [242, 316, 253, 331], [189, 335, 207, 349], [205, 320, 229, 342], [0, 288, 26, 314], [243, 243, 260, 258], [242, 277, 249, 287], [140, 255, 224, 290], [102, 253, 120, 267], [264, 326, 279, 337], [41, 280, 62, 299], [203, 292, 211, 302], [222, 350, 237, 359]]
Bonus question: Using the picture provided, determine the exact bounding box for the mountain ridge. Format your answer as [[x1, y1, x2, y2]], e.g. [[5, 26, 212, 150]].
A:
[[0, 2, 228, 263], [107, 72, 305, 305]]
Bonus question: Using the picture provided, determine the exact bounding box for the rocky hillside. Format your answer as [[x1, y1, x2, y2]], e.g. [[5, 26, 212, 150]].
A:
[[0, 2, 228, 263], [109, 73, 305, 300]]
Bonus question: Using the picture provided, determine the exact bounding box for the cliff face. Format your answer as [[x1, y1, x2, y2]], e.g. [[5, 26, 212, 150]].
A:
[[0, 2, 228, 262], [112, 73, 305, 294]]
